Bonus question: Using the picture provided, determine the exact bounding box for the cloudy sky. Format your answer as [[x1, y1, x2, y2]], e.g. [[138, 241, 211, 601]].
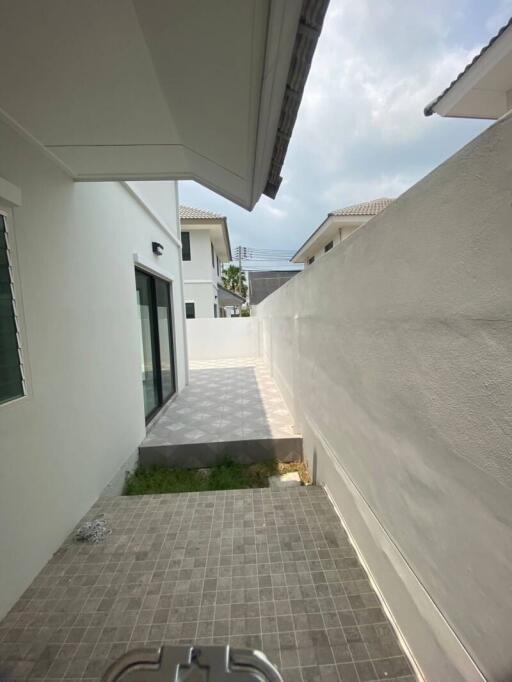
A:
[[179, 0, 511, 262]]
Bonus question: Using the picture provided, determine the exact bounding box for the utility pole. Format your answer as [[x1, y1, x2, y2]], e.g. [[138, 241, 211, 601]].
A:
[[238, 246, 242, 295]]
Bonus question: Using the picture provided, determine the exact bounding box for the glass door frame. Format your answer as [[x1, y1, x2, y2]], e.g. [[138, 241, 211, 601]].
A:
[[135, 267, 177, 423]]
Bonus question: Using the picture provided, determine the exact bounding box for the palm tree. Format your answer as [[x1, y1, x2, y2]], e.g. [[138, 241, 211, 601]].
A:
[[222, 265, 247, 298]]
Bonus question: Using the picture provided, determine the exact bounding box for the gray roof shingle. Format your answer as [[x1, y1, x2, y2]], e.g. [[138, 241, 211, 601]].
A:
[[179, 205, 224, 220], [329, 197, 394, 217], [264, 0, 330, 199]]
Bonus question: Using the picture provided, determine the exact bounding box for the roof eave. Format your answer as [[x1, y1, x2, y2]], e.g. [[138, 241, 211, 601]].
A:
[[221, 217, 232, 262], [291, 214, 334, 262], [424, 16, 512, 118], [263, 0, 330, 201], [291, 213, 371, 262], [218, 284, 245, 304]]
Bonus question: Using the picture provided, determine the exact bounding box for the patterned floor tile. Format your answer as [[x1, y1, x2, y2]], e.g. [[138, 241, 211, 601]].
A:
[[143, 358, 298, 448]]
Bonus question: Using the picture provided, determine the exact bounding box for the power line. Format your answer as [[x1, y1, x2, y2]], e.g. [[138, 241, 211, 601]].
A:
[[234, 246, 293, 252], [233, 245, 295, 257], [224, 246, 302, 280], [242, 251, 292, 258], [232, 245, 296, 264], [238, 249, 289, 252], [238, 265, 302, 272]]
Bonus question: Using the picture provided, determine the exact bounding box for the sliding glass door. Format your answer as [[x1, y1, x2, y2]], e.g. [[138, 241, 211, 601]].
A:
[[135, 269, 176, 421], [155, 278, 174, 403]]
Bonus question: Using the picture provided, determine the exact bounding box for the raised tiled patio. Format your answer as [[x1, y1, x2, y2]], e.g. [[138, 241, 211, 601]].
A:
[[0, 487, 416, 682], [140, 358, 302, 468]]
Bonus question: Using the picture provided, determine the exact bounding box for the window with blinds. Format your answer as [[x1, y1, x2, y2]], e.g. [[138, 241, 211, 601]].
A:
[[0, 214, 24, 404]]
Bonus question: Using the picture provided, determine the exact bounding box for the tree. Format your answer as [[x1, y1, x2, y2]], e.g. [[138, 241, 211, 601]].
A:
[[222, 265, 247, 298]]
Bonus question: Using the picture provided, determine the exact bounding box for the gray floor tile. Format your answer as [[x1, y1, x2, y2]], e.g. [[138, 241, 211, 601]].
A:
[[0, 487, 416, 681]]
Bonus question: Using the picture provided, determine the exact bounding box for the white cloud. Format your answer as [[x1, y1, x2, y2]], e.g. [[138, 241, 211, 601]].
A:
[[257, 200, 288, 220], [179, 0, 496, 253], [322, 175, 412, 208], [485, 0, 512, 33], [295, 0, 478, 160]]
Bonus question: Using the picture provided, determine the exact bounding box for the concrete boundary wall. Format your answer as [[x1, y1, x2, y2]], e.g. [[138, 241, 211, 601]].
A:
[[187, 317, 259, 361], [255, 115, 512, 682]]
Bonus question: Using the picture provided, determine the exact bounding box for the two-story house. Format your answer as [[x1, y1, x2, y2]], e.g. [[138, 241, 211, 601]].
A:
[[180, 205, 233, 318], [291, 197, 394, 266]]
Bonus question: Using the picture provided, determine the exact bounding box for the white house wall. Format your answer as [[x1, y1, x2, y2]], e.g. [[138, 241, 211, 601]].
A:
[[126, 181, 183, 236], [183, 230, 215, 280], [184, 283, 216, 319], [182, 228, 222, 318], [0, 119, 187, 620], [255, 113, 512, 681]]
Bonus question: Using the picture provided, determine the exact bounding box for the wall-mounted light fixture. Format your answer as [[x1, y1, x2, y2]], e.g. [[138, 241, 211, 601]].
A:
[[152, 241, 164, 256]]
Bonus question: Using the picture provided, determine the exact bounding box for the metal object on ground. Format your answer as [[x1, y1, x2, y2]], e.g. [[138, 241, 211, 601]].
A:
[[102, 646, 284, 681]]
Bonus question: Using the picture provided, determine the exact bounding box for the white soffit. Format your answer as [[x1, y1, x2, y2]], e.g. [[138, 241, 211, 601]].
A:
[[0, 0, 318, 209], [425, 19, 512, 119], [209, 224, 231, 264]]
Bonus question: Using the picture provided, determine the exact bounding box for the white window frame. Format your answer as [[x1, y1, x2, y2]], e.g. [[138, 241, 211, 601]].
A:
[[0, 207, 29, 406]]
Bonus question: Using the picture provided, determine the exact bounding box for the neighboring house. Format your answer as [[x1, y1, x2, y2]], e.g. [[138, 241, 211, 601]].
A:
[[180, 205, 232, 318], [424, 17, 512, 119], [218, 285, 246, 317], [248, 269, 302, 305], [0, 0, 327, 620], [291, 197, 394, 266]]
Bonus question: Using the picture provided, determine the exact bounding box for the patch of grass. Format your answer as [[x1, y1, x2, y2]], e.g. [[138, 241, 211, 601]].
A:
[[124, 467, 211, 495], [124, 458, 309, 495]]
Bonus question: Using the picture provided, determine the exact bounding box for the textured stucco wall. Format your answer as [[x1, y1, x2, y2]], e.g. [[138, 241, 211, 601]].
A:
[[0, 121, 187, 619], [187, 318, 260, 361], [255, 115, 512, 682]]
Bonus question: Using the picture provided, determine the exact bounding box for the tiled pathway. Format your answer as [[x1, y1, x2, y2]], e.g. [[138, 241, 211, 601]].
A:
[[143, 358, 296, 446], [0, 487, 416, 681]]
